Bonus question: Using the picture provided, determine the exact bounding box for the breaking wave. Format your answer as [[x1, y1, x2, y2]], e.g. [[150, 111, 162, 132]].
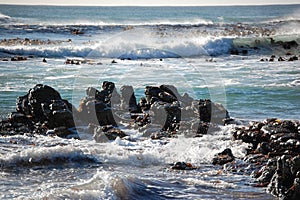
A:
[[0, 36, 234, 59], [1, 34, 299, 59], [0, 12, 10, 20]]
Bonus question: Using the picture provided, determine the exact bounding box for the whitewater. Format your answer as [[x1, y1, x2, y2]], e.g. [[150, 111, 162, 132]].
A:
[[0, 4, 300, 199]]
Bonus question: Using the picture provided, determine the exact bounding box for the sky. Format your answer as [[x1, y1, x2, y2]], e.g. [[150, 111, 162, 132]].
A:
[[0, 0, 300, 6]]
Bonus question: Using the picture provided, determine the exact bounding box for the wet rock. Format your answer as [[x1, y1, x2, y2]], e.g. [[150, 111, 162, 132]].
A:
[[145, 85, 178, 104], [42, 99, 76, 129], [212, 148, 235, 165], [150, 130, 177, 140], [288, 56, 298, 62], [72, 29, 84, 35], [198, 99, 229, 125], [1, 83, 231, 140], [171, 162, 196, 170], [230, 119, 300, 199], [27, 84, 62, 122], [270, 38, 298, 49], [46, 126, 79, 139], [78, 81, 118, 126], [196, 122, 221, 135], [253, 158, 277, 187], [149, 101, 181, 132], [93, 125, 127, 142], [65, 58, 82, 65], [11, 56, 27, 61], [120, 85, 138, 113], [1, 84, 77, 138]]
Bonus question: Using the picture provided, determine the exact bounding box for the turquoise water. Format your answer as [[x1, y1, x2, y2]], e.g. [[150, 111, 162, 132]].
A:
[[0, 4, 299, 199]]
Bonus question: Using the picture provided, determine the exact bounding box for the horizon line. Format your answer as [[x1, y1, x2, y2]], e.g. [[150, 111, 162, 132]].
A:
[[0, 3, 300, 7]]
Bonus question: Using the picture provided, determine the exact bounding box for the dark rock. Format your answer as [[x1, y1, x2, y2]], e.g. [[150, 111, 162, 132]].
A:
[[230, 119, 300, 199], [72, 29, 84, 35], [288, 56, 298, 62], [27, 84, 62, 122], [78, 82, 118, 126], [198, 99, 229, 125], [171, 162, 195, 170], [11, 56, 27, 61], [242, 49, 248, 55], [230, 49, 239, 55], [149, 101, 181, 132], [1, 84, 77, 138], [145, 85, 177, 104], [46, 126, 79, 139], [212, 148, 235, 165], [137, 97, 150, 112]]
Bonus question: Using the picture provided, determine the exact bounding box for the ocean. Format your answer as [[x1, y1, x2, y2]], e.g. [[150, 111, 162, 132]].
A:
[[0, 4, 299, 199]]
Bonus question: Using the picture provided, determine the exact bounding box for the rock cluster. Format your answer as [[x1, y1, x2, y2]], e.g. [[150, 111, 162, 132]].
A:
[[228, 119, 300, 199], [0, 82, 231, 142], [260, 54, 299, 62], [128, 85, 230, 139], [0, 84, 78, 138]]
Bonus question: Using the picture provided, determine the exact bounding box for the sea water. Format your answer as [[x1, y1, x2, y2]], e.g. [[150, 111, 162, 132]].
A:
[[0, 4, 300, 199]]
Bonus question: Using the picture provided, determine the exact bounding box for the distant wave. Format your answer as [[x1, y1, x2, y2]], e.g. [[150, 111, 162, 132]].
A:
[[0, 12, 11, 23], [0, 12, 11, 19], [0, 37, 234, 59], [0, 34, 299, 59], [265, 15, 300, 24]]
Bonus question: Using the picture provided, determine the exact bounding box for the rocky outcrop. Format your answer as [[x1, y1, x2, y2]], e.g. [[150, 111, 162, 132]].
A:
[[0, 82, 231, 141], [230, 119, 300, 199], [77, 81, 119, 126], [0, 84, 78, 138]]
